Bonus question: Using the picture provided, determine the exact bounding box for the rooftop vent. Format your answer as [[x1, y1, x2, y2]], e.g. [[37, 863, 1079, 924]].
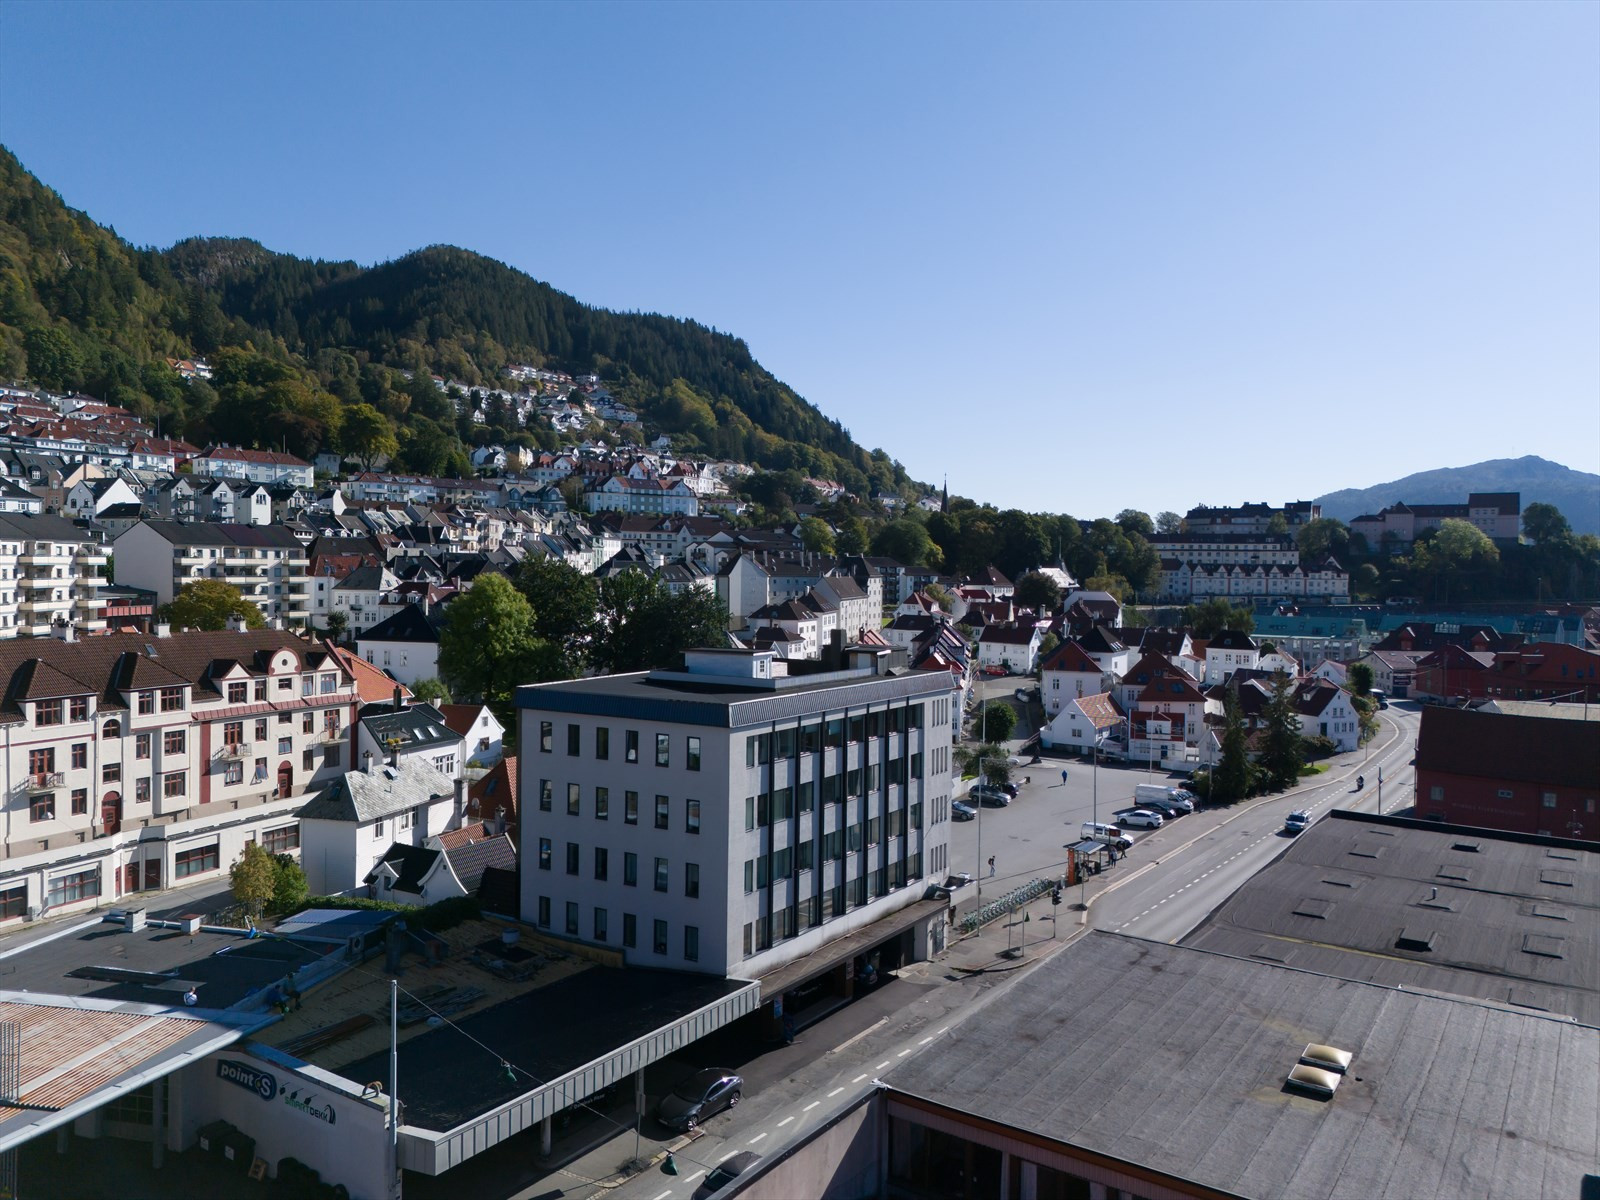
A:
[[1522, 933, 1566, 959], [1531, 904, 1570, 921], [1436, 865, 1473, 882], [1348, 846, 1383, 860], [1300, 1043, 1353, 1074], [1396, 928, 1437, 953], [1450, 841, 1481, 853], [1540, 869, 1576, 888], [1293, 898, 1333, 920]]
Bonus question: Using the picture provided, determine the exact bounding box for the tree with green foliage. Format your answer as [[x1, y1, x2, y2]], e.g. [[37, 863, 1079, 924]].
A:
[[1115, 509, 1155, 538], [1260, 671, 1306, 791], [1182, 596, 1255, 639], [1212, 689, 1251, 803], [410, 677, 453, 706], [324, 611, 348, 641], [973, 700, 1017, 744], [513, 557, 598, 674], [1296, 517, 1350, 563], [924, 583, 954, 611], [1521, 502, 1570, 544], [1013, 570, 1062, 612], [798, 516, 835, 555], [835, 516, 870, 556], [438, 574, 556, 713], [269, 853, 309, 916], [871, 519, 938, 568], [591, 572, 729, 675], [957, 742, 1012, 787], [1155, 511, 1185, 535], [340, 402, 398, 471], [1348, 662, 1374, 698], [230, 841, 278, 918], [162, 579, 265, 631]]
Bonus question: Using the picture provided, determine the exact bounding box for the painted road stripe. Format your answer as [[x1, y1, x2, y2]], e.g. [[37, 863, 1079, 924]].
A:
[[652, 1191, 673, 1200], [749, 1132, 768, 1144], [936, 1027, 949, 1035], [777, 1116, 794, 1127], [919, 1036, 934, 1045], [897, 1048, 913, 1057], [720, 1151, 738, 1162], [803, 1101, 820, 1111], [852, 1073, 868, 1083], [874, 1060, 890, 1070], [827, 1087, 845, 1097], [685, 1171, 706, 1184]]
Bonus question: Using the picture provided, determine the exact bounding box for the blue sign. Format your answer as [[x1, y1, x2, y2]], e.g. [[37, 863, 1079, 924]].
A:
[[217, 1058, 277, 1101]]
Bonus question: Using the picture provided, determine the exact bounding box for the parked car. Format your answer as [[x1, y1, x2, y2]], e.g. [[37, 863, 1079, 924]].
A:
[[1082, 822, 1134, 850], [970, 785, 1010, 807], [1118, 809, 1164, 829], [951, 800, 977, 821], [656, 1069, 743, 1131], [1284, 810, 1311, 835], [1138, 796, 1187, 819], [695, 1152, 763, 1199], [999, 781, 1020, 798]]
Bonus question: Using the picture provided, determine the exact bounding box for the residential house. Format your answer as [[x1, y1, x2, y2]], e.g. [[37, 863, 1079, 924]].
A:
[[1039, 641, 1111, 718], [439, 703, 505, 770], [296, 758, 462, 896], [112, 522, 311, 627], [976, 622, 1043, 675], [1038, 692, 1125, 757], [356, 700, 466, 782], [1203, 629, 1260, 686]]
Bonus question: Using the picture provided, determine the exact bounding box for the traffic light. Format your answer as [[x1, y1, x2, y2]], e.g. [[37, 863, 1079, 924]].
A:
[[1052, 887, 1062, 906]]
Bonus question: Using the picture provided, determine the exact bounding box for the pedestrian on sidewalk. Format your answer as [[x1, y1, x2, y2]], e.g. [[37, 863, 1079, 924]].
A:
[[988, 856, 996, 877]]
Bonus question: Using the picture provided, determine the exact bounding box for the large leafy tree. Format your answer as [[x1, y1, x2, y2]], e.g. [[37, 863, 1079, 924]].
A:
[[871, 519, 938, 568], [514, 557, 599, 674], [1296, 517, 1351, 562], [798, 516, 835, 555], [973, 701, 1017, 744], [230, 841, 277, 918], [1212, 689, 1251, 803], [1260, 671, 1305, 791], [591, 573, 728, 675], [438, 574, 558, 713], [1012, 570, 1062, 612], [341, 402, 399, 470], [1182, 596, 1255, 639], [162, 579, 265, 631]]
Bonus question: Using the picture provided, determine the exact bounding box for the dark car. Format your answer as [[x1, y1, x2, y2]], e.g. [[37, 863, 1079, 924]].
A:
[[656, 1068, 743, 1132], [999, 781, 1020, 798], [969, 784, 1010, 807], [951, 800, 977, 821], [694, 1151, 763, 1199]]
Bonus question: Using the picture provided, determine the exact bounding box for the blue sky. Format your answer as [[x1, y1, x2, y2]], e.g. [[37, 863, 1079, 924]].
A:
[[3, 1, 1596, 517]]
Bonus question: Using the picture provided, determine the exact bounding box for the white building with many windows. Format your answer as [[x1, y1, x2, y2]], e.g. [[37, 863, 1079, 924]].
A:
[[112, 521, 312, 627], [0, 514, 111, 637], [0, 629, 358, 923], [516, 648, 957, 982]]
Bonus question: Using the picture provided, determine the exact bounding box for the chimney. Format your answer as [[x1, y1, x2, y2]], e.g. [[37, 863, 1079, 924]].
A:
[[50, 618, 75, 643], [155, 622, 171, 638], [453, 777, 467, 826], [393, 685, 404, 714], [226, 613, 247, 633], [363, 749, 374, 775]]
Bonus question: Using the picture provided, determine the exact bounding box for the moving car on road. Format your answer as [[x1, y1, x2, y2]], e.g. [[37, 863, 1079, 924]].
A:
[[656, 1068, 743, 1132], [1284, 810, 1311, 835], [695, 1152, 763, 1199]]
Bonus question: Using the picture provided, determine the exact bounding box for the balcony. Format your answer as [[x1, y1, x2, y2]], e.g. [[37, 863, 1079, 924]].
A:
[[26, 772, 64, 794], [18, 552, 69, 568], [18, 575, 62, 590], [214, 742, 253, 761], [320, 727, 344, 743]]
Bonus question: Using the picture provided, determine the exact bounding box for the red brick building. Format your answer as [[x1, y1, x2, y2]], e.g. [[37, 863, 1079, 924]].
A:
[[1415, 706, 1599, 837], [1482, 642, 1600, 704], [1411, 644, 1494, 704]]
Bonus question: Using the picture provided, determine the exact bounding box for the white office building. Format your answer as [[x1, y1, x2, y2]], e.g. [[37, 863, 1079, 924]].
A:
[[516, 648, 958, 984]]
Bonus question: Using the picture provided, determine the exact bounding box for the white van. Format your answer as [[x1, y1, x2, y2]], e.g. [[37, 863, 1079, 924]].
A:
[[1082, 822, 1134, 850], [1134, 783, 1194, 812]]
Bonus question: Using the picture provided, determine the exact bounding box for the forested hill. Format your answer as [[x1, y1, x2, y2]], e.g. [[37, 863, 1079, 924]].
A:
[[0, 146, 908, 496], [1314, 456, 1600, 538]]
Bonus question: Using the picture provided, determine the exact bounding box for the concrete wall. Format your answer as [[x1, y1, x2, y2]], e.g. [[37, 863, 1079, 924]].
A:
[[733, 1093, 881, 1200]]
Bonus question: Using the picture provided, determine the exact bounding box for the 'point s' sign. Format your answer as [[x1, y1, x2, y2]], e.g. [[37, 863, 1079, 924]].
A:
[[217, 1058, 277, 1101]]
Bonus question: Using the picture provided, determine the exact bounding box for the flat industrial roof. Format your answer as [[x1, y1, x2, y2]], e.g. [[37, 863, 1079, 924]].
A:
[[887, 931, 1600, 1200], [2, 916, 326, 1010], [1183, 811, 1600, 1024]]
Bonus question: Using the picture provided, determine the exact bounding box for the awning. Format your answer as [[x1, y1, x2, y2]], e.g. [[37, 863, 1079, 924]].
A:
[[757, 896, 948, 1000]]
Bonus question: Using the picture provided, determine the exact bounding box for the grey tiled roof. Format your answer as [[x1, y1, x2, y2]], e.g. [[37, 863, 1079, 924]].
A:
[[297, 759, 455, 824]]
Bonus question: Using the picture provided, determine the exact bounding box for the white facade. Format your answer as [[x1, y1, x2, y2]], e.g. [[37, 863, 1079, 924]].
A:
[[111, 522, 312, 627], [516, 650, 957, 978]]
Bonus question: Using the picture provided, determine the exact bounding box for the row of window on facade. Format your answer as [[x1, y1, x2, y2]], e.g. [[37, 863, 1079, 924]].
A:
[[535, 840, 698, 893], [31, 673, 344, 726], [536, 782, 704, 831], [741, 854, 923, 957], [538, 723, 703, 770], [742, 810, 924, 891], [745, 705, 930, 766], [533, 897, 700, 960]]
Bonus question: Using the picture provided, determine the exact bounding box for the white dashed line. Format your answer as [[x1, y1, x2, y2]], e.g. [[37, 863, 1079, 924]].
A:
[[748, 1132, 768, 1144], [803, 1101, 820, 1111], [652, 1191, 673, 1200], [827, 1087, 845, 1097], [685, 1170, 706, 1184], [936, 1027, 949, 1035], [919, 1036, 934, 1045], [897, 1048, 913, 1057], [851, 1073, 868, 1083], [874, 1060, 890, 1070], [778, 1116, 794, 1126], [720, 1151, 738, 1162]]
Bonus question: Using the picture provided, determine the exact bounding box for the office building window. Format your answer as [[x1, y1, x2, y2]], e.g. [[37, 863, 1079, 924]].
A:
[[625, 791, 639, 825], [565, 842, 580, 875], [567, 782, 581, 816], [625, 730, 639, 763], [540, 779, 553, 811], [567, 724, 581, 756], [70, 743, 87, 770], [654, 857, 669, 892], [684, 925, 699, 962], [164, 729, 186, 755], [593, 908, 608, 942], [537, 896, 550, 928], [48, 869, 100, 906], [71, 788, 88, 816], [653, 919, 668, 955], [539, 721, 553, 752], [655, 734, 670, 767], [163, 772, 186, 799], [685, 862, 699, 899], [35, 699, 63, 727], [594, 847, 608, 881], [596, 727, 609, 760], [624, 852, 638, 887], [159, 688, 184, 713], [623, 913, 637, 948], [538, 838, 552, 870], [70, 696, 89, 722], [138, 691, 154, 715], [174, 842, 219, 878], [655, 795, 669, 829], [565, 902, 579, 936], [595, 786, 609, 820], [136, 733, 151, 760], [686, 736, 701, 771], [29, 794, 54, 822], [686, 799, 701, 834]]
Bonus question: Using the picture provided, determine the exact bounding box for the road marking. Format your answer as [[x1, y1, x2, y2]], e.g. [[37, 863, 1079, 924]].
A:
[[897, 1047, 913, 1057], [652, 1191, 673, 1200], [874, 1060, 891, 1070], [777, 1116, 794, 1127], [935, 1026, 949, 1035], [685, 1170, 706, 1184], [720, 1151, 738, 1162], [827, 1087, 845, 1097], [918, 1036, 934, 1045], [829, 1016, 888, 1054], [748, 1132, 768, 1144], [803, 1101, 820, 1111], [852, 1073, 868, 1083]]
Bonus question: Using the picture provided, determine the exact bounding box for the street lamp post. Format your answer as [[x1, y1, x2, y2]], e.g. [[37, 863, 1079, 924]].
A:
[[976, 689, 989, 900]]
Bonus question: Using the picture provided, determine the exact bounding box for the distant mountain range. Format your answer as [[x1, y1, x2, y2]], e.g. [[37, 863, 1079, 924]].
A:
[[1313, 456, 1600, 536]]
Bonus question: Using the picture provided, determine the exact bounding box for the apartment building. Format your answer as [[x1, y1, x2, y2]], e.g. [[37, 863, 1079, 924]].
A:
[[112, 521, 312, 627], [516, 648, 957, 981], [190, 445, 314, 488], [0, 514, 111, 637], [0, 628, 359, 923]]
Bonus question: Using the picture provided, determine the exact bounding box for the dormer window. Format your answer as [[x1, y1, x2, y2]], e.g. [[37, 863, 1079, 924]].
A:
[[228, 682, 248, 704]]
